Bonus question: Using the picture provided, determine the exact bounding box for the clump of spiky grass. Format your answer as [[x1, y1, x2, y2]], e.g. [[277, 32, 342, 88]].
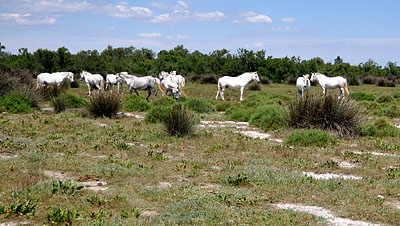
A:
[[285, 129, 337, 147], [287, 94, 364, 137], [51, 96, 67, 113], [247, 82, 261, 91], [163, 104, 198, 137], [87, 92, 121, 118], [184, 97, 215, 113]]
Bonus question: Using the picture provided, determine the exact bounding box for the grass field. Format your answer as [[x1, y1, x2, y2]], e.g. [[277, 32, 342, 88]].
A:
[[1, 81, 400, 225]]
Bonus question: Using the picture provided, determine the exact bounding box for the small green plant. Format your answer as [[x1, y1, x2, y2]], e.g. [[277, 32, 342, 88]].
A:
[[216, 102, 232, 111], [123, 94, 150, 112], [250, 104, 288, 131], [0, 200, 36, 217], [163, 104, 198, 137], [121, 206, 140, 218], [285, 129, 337, 147], [320, 160, 339, 168], [225, 106, 253, 122], [386, 167, 400, 179], [87, 195, 105, 206], [52, 180, 83, 196], [184, 97, 215, 113], [87, 92, 122, 118], [225, 174, 248, 186], [150, 96, 176, 107], [377, 95, 393, 103], [47, 208, 80, 225], [348, 91, 376, 101], [51, 96, 67, 113]]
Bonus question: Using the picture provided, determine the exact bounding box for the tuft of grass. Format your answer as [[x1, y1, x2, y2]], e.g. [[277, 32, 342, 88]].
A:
[[150, 96, 176, 107], [184, 97, 215, 113], [376, 95, 393, 103], [87, 92, 121, 118], [163, 104, 198, 137], [285, 129, 337, 147], [123, 94, 150, 112], [225, 106, 253, 122], [0, 91, 36, 113], [250, 104, 287, 131], [47, 208, 80, 225], [287, 94, 364, 137], [225, 174, 248, 186], [0, 200, 36, 217], [62, 93, 87, 108], [348, 91, 376, 101], [360, 118, 399, 137], [145, 105, 170, 123], [216, 102, 232, 112], [51, 96, 67, 113]]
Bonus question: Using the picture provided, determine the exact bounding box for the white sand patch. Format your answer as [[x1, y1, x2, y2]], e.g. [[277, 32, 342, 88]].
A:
[[236, 130, 271, 139], [394, 124, 400, 129], [155, 182, 172, 188], [338, 161, 358, 169], [43, 170, 69, 180], [273, 203, 381, 226], [0, 153, 18, 160], [197, 183, 222, 189], [303, 172, 362, 180], [141, 210, 158, 217], [353, 151, 399, 157], [200, 120, 250, 129], [385, 200, 400, 210], [199, 124, 249, 129], [77, 180, 108, 191], [201, 120, 249, 126], [0, 221, 30, 226], [41, 107, 54, 111], [272, 138, 283, 143], [95, 123, 108, 127], [124, 112, 144, 119]]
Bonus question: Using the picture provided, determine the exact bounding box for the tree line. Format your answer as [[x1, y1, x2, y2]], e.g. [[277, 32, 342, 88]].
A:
[[0, 43, 399, 83]]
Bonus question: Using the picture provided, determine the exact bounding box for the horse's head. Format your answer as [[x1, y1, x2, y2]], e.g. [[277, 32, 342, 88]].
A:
[[66, 72, 74, 83], [302, 74, 310, 88], [310, 73, 317, 82], [79, 71, 86, 80], [252, 72, 260, 83], [159, 71, 168, 80], [170, 71, 177, 75], [171, 87, 181, 100]]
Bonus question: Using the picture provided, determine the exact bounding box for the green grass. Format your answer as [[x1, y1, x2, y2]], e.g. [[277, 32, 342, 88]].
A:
[[285, 129, 338, 147]]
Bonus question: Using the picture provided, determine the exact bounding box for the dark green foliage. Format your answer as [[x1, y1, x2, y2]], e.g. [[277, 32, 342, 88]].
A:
[[123, 94, 150, 112], [184, 97, 215, 113], [260, 76, 271, 84], [0, 200, 36, 217], [361, 76, 376, 84], [285, 129, 337, 147], [47, 208, 80, 225], [360, 118, 399, 137], [384, 105, 400, 118], [163, 104, 198, 137], [225, 106, 253, 122], [52, 180, 83, 196], [386, 167, 400, 179], [348, 91, 376, 101], [392, 92, 400, 99], [346, 74, 360, 86], [285, 76, 297, 85], [216, 102, 232, 111], [225, 174, 248, 186], [1, 92, 36, 113], [62, 93, 87, 108], [250, 104, 288, 131], [287, 94, 364, 137], [87, 92, 121, 118], [377, 95, 393, 103], [0, 71, 18, 96], [150, 96, 176, 107], [145, 105, 170, 123], [70, 74, 80, 88], [121, 206, 140, 218], [51, 96, 67, 113], [247, 82, 261, 91]]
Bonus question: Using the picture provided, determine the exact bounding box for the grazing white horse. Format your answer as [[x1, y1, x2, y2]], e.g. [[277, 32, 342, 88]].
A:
[[160, 76, 181, 99], [310, 72, 349, 98], [80, 71, 104, 96], [36, 72, 74, 88], [158, 71, 186, 96], [106, 74, 124, 93], [296, 74, 311, 98], [117, 73, 160, 101], [216, 72, 260, 101]]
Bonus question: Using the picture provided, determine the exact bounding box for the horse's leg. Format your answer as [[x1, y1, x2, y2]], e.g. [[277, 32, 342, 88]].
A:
[[146, 88, 151, 101], [322, 87, 326, 95], [220, 87, 225, 101], [134, 89, 139, 96], [87, 84, 91, 96], [152, 86, 157, 97], [240, 86, 245, 101], [216, 87, 220, 100]]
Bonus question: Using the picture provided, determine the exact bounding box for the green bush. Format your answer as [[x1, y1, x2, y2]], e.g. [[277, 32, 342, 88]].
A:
[[123, 94, 150, 112], [1, 92, 36, 113], [285, 129, 337, 147], [225, 106, 253, 122], [163, 104, 198, 137], [287, 94, 364, 137], [360, 118, 399, 137], [243, 92, 290, 108], [184, 97, 215, 113], [247, 82, 261, 91], [250, 104, 287, 131], [150, 96, 176, 108], [216, 102, 232, 111], [51, 96, 67, 113], [348, 91, 376, 101], [39, 85, 64, 100], [384, 105, 400, 118], [0, 200, 36, 217], [392, 92, 400, 99], [87, 92, 121, 118], [377, 95, 393, 103], [145, 105, 170, 123], [62, 93, 87, 108]]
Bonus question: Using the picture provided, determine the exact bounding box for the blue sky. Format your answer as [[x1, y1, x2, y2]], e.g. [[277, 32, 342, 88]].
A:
[[1, 0, 399, 65]]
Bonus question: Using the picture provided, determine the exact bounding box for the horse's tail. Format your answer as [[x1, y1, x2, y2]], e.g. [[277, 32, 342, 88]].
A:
[[154, 77, 160, 86], [344, 82, 349, 96], [36, 79, 40, 89], [157, 79, 166, 95], [180, 77, 187, 96], [100, 78, 105, 92]]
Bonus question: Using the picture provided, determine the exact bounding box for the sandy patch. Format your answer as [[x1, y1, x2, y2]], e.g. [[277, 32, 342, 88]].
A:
[[200, 120, 250, 129], [95, 123, 108, 127], [273, 203, 381, 226], [0, 221, 30, 226], [385, 200, 400, 210], [77, 180, 108, 191], [148, 182, 173, 189], [197, 183, 222, 189], [41, 107, 54, 111], [0, 153, 18, 160], [394, 124, 400, 129], [303, 172, 362, 180], [236, 130, 271, 139], [141, 210, 158, 217], [332, 158, 358, 169], [43, 170, 69, 181], [124, 112, 144, 119], [353, 151, 399, 157]]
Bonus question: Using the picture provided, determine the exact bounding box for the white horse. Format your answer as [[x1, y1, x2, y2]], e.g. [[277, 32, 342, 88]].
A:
[[296, 74, 311, 98], [36, 72, 74, 88], [106, 74, 124, 94], [80, 71, 104, 96], [117, 73, 160, 101], [158, 71, 186, 96], [216, 72, 260, 101], [160, 76, 181, 99], [310, 72, 349, 98]]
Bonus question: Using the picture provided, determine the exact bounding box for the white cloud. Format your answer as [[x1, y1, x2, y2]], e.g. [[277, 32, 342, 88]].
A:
[[150, 13, 174, 23], [175, 1, 189, 10], [138, 32, 162, 38], [245, 42, 265, 48], [106, 2, 153, 18], [0, 13, 56, 26], [194, 11, 226, 21], [282, 17, 296, 23], [166, 34, 189, 41], [0, 0, 92, 13], [272, 27, 299, 32], [149, 2, 169, 10], [234, 11, 272, 24]]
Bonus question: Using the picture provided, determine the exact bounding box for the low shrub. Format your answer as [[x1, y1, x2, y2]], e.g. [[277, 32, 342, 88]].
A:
[[0, 200, 36, 217], [184, 97, 215, 113], [383, 105, 400, 118], [47, 208, 80, 225], [145, 105, 170, 123], [62, 93, 87, 108], [0, 71, 18, 96], [216, 102, 232, 111], [285, 129, 337, 147], [39, 85, 64, 100], [360, 118, 399, 137], [377, 95, 393, 103], [260, 77, 271, 84], [70, 74, 80, 88], [361, 75, 376, 84], [250, 104, 288, 131], [247, 82, 261, 91], [348, 91, 376, 101], [1, 92, 36, 113], [392, 92, 400, 99], [87, 92, 121, 118], [51, 96, 67, 113], [150, 96, 176, 108], [287, 94, 364, 137], [123, 95, 150, 112], [225, 106, 253, 122], [285, 76, 297, 85], [200, 75, 218, 84], [225, 174, 248, 186], [163, 104, 198, 137], [346, 74, 360, 86], [243, 92, 290, 108]]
